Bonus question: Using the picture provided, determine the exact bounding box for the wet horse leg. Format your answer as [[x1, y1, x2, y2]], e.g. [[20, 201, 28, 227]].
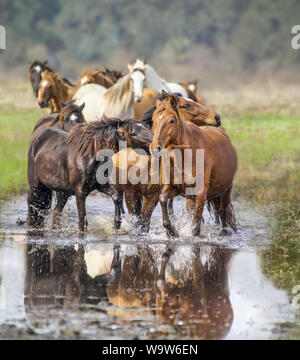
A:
[[218, 186, 236, 236], [159, 185, 179, 238], [102, 186, 124, 229], [52, 191, 69, 228], [75, 188, 88, 232], [167, 198, 174, 215], [138, 190, 160, 233], [27, 184, 52, 227], [192, 190, 207, 237]]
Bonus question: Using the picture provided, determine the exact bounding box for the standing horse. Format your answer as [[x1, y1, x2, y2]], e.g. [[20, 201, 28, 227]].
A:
[[129, 59, 188, 97], [27, 118, 153, 231], [149, 91, 237, 238], [29, 60, 75, 98], [37, 70, 79, 113], [111, 96, 221, 231], [73, 67, 146, 122]]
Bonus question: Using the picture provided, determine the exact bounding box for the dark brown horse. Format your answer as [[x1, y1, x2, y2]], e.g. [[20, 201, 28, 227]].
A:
[[27, 118, 153, 231], [29, 60, 75, 98], [32, 101, 86, 136], [149, 91, 237, 238]]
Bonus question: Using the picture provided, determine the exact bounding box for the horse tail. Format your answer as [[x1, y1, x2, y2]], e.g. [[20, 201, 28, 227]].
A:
[[225, 201, 237, 233]]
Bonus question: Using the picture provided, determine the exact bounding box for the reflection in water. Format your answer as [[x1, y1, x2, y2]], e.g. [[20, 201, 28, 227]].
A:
[[24, 242, 233, 339]]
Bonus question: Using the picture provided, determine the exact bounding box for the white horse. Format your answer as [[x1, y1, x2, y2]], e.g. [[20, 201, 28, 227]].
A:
[[129, 58, 188, 98], [72, 68, 145, 122]]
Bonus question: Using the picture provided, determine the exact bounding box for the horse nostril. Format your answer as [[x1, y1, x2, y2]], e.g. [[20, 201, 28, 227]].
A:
[[157, 146, 161, 152], [215, 114, 221, 126]]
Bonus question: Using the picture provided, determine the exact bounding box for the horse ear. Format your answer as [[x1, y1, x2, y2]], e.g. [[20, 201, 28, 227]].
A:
[[161, 90, 170, 101], [143, 58, 147, 65], [79, 102, 85, 111], [128, 63, 133, 72], [169, 94, 178, 110]]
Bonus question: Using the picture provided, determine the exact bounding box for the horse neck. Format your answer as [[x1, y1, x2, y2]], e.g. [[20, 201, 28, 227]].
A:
[[56, 77, 77, 102], [145, 65, 169, 92], [103, 74, 134, 118]]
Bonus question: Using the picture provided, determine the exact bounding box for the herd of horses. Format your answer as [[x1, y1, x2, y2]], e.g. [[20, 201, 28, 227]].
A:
[[26, 59, 237, 238]]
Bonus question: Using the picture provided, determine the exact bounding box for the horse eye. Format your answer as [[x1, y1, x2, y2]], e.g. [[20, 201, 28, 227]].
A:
[[183, 103, 190, 108], [169, 119, 175, 124]]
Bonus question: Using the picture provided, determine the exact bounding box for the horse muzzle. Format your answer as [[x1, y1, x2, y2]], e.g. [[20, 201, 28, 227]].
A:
[[38, 100, 49, 108]]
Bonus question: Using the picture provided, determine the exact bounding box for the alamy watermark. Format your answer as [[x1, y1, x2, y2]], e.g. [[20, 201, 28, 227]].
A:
[[291, 25, 300, 49], [96, 141, 205, 195], [0, 25, 6, 50]]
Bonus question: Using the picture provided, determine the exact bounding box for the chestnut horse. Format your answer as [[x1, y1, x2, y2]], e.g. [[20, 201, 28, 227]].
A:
[[78, 68, 123, 88], [111, 95, 221, 231], [150, 91, 237, 237], [27, 118, 153, 231], [37, 70, 79, 113]]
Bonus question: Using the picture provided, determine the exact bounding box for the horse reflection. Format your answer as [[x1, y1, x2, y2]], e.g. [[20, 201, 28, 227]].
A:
[[24, 244, 111, 309], [24, 243, 233, 339], [107, 245, 234, 339]]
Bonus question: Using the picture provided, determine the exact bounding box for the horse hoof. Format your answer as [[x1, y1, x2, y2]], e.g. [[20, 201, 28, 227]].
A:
[[219, 228, 231, 236], [114, 221, 121, 230], [192, 228, 201, 237], [166, 225, 179, 238]]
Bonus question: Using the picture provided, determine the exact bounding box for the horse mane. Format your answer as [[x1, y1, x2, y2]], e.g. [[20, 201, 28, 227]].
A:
[[62, 77, 76, 87], [102, 73, 133, 115], [66, 116, 124, 156], [140, 92, 182, 128]]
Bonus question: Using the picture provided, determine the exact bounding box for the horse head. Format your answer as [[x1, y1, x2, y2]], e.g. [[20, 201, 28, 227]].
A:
[[128, 59, 147, 103], [37, 70, 59, 109], [59, 101, 86, 131]]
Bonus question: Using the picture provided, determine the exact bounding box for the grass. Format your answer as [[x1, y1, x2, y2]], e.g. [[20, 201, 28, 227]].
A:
[[223, 113, 300, 203], [0, 105, 43, 198]]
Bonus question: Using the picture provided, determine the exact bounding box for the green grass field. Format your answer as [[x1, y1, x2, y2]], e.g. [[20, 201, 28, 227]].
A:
[[0, 105, 43, 197]]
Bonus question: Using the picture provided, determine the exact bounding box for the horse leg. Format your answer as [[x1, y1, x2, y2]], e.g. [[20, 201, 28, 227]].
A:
[[52, 191, 69, 228], [27, 184, 52, 227], [218, 186, 236, 236], [138, 191, 160, 233], [192, 190, 207, 237], [212, 197, 220, 224], [75, 189, 87, 232], [167, 198, 174, 215], [159, 186, 179, 238], [98, 185, 123, 229]]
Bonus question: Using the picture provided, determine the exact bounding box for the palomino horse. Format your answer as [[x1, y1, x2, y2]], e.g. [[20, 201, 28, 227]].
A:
[[78, 68, 158, 121], [37, 70, 79, 113], [111, 96, 221, 231], [150, 91, 237, 237], [29, 60, 75, 98], [27, 118, 153, 231], [73, 67, 146, 122], [129, 59, 188, 98]]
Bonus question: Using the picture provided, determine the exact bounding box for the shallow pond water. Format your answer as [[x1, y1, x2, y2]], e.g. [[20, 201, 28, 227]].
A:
[[0, 193, 298, 339]]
